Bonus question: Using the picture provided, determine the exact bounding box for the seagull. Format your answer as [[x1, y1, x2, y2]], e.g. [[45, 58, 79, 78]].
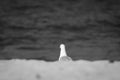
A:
[[58, 44, 72, 61]]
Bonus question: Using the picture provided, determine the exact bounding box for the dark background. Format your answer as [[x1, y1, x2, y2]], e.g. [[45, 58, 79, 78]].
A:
[[0, 0, 120, 61]]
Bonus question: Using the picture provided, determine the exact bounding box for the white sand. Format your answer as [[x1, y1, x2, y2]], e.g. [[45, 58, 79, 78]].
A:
[[0, 59, 120, 80]]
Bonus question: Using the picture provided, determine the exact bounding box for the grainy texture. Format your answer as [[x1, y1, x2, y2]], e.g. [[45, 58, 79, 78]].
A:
[[0, 0, 120, 61]]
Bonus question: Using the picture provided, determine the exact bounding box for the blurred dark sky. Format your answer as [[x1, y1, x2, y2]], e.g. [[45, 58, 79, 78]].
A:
[[0, 0, 120, 61]]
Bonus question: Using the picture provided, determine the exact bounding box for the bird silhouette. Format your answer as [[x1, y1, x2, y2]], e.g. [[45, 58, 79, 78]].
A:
[[58, 44, 72, 61]]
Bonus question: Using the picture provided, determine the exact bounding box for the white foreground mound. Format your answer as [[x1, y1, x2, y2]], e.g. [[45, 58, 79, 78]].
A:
[[0, 60, 120, 80]]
